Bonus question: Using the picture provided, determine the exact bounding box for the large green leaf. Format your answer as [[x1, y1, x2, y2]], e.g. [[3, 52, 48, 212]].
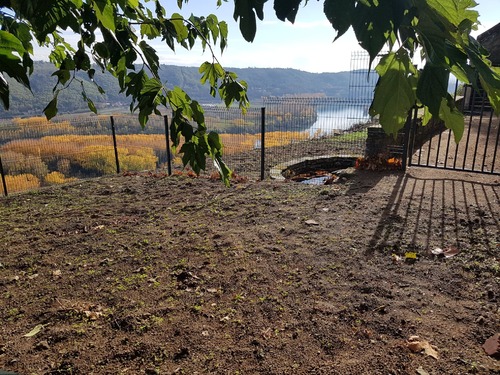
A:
[[370, 50, 417, 136], [0, 30, 26, 55], [426, 0, 479, 29], [439, 97, 464, 143], [417, 63, 449, 116], [445, 43, 473, 84], [168, 86, 194, 117], [140, 77, 163, 95], [480, 72, 500, 116], [274, 0, 302, 23], [234, 0, 258, 42], [323, 0, 355, 40], [170, 13, 189, 42], [466, 37, 500, 92], [413, 2, 453, 66], [351, 0, 395, 64], [30, 2, 80, 40], [92, 0, 116, 31]]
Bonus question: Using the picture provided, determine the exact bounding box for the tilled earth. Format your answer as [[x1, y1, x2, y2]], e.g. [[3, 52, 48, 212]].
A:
[[0, 168, 499, 374]]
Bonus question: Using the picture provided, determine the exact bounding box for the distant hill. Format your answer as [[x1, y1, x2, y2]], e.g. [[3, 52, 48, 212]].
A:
[[0, 61, 357, 119]]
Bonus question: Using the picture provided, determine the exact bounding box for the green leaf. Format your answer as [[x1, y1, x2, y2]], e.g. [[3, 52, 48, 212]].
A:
[[417, 64, 449, 117], [352, 0, 395, 64], [208, 131, 223, 153], [96, 84, 106, 95], [86, 96, 97, 113], [426, 0, 479, 29], [43, 94, 59, 120], [190, 100, 205, 127], [167, 86, 193, 116], [126, 0, 139, 8], [0, 32, 31, 89], [140, 77, 163, 95], [438, 97, 464, 143], [370, 50, 417, 136], [274, 0, 302, 23], [233, 0, 258, 42], [139, 41, 160, 75], [199, 62, 224, 95], [74, 48, 91, 70], [323, 0, 355, 40], [214, 154, 232, 187], [0, 30, 26, 55], [479, 72, 500, 116], [206, 14, 220, 44], [52, 69, 71, 85], [466, 38, 500, 92], [180, 139, 208, 174], [93, 0, 116, 31], [421, 106, 433, 126], [93, 42, 110, 59], [140, 23, 161, 39], [446, 43, 473, 84], [0, 55, 31, 89], [170, 13, 189, 42], [218, 21, 228, 52]]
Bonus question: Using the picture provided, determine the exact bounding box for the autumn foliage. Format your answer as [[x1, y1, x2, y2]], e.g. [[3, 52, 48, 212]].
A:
[[44, 171, 78, 185], [355, 155, 402, 171], [3, 174, 41, 193], [0, 115, 315, 194]]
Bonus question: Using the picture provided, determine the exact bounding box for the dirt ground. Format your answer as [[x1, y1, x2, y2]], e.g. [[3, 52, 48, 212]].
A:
[[0, 165, 499, 374]]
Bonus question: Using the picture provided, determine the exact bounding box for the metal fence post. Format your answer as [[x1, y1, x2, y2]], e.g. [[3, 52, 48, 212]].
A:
[[164, 114, 172, 175], [401, 109, 413, 172], [110, 116, 120, 174], [260, 107, 266, 180], [0, 154, 8, 196]]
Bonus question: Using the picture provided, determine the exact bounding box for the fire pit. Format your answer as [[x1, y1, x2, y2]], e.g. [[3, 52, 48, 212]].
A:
[[270, 155, 358, 185]]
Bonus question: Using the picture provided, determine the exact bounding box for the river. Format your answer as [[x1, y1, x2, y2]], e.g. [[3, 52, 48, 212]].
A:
[[307, 105, 371, 138]]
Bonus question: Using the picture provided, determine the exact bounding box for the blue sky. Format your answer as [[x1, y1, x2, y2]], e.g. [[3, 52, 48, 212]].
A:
[[33, 0, 499, 73], [152, 0, 499, 73]]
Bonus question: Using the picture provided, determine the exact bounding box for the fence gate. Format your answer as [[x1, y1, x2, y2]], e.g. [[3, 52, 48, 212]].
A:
[[406, 84, 500, 175]]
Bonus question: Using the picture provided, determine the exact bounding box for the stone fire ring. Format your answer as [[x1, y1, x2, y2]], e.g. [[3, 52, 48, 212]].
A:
[[270, 155, 359, 180]]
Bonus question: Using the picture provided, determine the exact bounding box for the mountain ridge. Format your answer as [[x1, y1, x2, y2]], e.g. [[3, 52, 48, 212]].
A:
[[0, 61, 356, 119]]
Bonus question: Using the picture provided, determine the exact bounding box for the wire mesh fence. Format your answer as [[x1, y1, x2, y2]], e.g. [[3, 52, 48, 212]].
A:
[[0, 116, 115, 194], [348, 51, 380, 100], [0, 97, 378, 195], [202, 106, 263, 180], [261, 97, 376, 177]]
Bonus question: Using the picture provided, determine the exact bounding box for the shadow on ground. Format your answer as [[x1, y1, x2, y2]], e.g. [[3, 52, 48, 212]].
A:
[[368, 169, 500, 256]]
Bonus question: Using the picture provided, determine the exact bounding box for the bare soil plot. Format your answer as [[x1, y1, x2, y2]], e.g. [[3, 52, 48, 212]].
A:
[[0, 168, 499, 374]]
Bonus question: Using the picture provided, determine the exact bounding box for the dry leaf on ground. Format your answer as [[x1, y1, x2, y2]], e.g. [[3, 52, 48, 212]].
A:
[[24, 324, 46, 337], [443, 246, 459, 258], [305, 219, 319, 226], [406, 336, 439, 359], [416, 366, 430, 375], [431, 247, 444, 255]]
